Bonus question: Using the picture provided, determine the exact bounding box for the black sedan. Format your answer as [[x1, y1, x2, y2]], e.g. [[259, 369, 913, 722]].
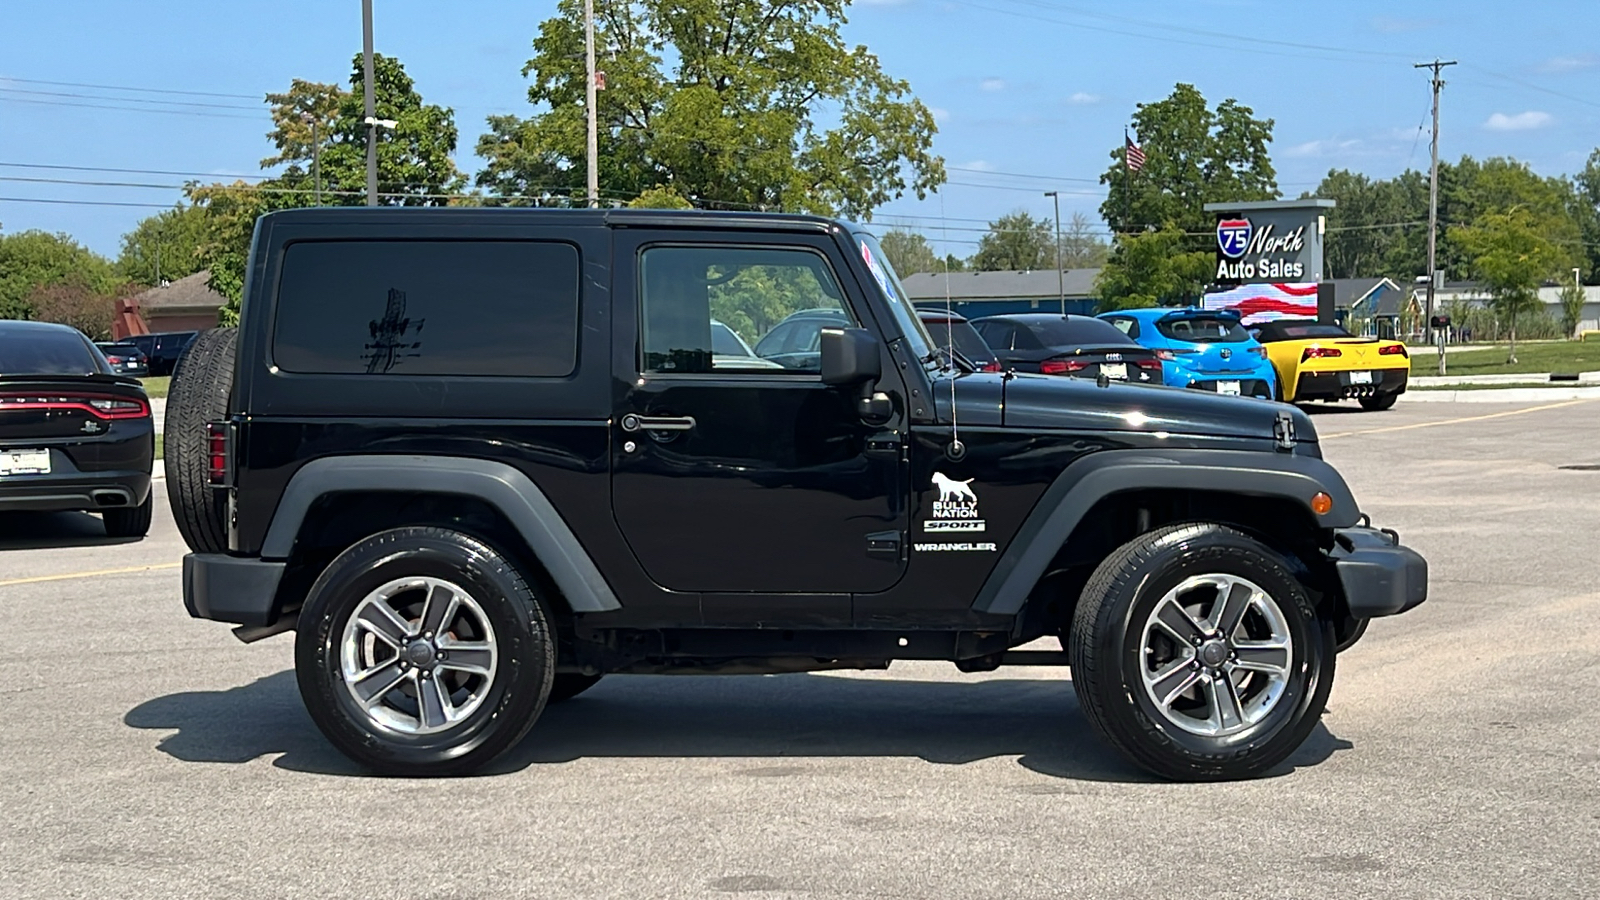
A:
[[95, 341, 151, 378], [969, 313, 1163, 383], [1, 321, 155, 537], [916, 308, 1001, 372]]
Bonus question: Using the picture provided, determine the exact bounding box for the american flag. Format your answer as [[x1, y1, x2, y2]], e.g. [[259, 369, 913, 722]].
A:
[[1125, 136, 1146, 173]]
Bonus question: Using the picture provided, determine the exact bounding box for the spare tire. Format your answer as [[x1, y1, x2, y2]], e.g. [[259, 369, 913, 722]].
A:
[[163, 327, 237, 553]]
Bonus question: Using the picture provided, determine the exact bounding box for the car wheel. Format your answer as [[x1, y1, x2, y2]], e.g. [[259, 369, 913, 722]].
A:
[[548, 673, 604, 704], [1358, 393, 1398, 411], [1068, 523, 1334, 781], [103, 494, 153, 538], [295, 527, 556, 777], [163, 327, 236, 553]]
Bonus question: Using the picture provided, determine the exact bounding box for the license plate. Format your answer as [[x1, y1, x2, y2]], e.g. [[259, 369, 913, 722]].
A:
[[1, 449, 50, 476], [1217, 380, 1241, 396], [1350, 370, 1374, 385], [1100, 363, 1127, 380]]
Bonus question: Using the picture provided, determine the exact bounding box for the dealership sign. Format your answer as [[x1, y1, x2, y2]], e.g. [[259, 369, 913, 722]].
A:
[[1215, 216, 1307, 281]]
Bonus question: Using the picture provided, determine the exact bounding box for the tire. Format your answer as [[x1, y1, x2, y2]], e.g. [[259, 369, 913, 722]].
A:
[[1358, 393, 1398, 411], [103, 494, 153, 538], [1069, 523, 1335, 782], [547, 673, 603, 704], [295, 527, 555, 776], [163, 327, 236, 553]]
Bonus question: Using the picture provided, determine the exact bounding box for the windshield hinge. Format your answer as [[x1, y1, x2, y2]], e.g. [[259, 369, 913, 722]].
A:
[[1273, 409, 1296, 452]]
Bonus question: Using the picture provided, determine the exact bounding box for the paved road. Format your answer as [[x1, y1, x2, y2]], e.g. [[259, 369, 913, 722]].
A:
[[3, 399, 1598, 899]]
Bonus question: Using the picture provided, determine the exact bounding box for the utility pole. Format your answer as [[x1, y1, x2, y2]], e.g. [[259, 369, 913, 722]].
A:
[[584, 0, 599, 208], [1416, 58, 1455, 374], [1045, 191, 1064, 315], [362, 0, 378, 207], [301, 111, 322, 205]]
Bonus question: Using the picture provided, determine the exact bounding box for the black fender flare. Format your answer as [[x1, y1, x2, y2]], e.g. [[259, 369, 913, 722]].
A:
[[972, 448, 1358, 616], [261, 455, 621, 613]]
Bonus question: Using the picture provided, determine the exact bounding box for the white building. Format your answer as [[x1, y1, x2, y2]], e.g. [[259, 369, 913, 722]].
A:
[[1421, 282, 1600, 336]]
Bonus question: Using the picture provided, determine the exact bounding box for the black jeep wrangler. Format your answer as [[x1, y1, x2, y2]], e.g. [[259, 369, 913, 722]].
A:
[[168, 208, 1426, 781]]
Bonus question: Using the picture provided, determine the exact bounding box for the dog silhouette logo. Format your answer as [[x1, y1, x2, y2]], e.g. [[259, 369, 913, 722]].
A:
[[931, 472, 978, 503]]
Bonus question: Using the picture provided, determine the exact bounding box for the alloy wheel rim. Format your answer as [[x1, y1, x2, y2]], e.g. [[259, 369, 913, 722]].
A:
[[1138, 573, 1294, 738], [338, 576, 498, 736]]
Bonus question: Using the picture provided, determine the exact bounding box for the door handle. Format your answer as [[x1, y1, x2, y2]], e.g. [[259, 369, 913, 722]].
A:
[[620, 413, 696, 433]]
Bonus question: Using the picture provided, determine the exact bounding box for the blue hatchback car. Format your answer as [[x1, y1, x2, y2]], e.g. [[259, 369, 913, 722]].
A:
[[1097, 307, 1278, 398]]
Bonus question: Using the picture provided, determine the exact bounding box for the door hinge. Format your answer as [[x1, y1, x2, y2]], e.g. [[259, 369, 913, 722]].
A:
[[866, 530, 902, 559]]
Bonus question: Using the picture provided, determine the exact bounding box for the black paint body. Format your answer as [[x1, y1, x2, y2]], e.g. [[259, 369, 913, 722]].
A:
[[204, 208, 1376, 671]]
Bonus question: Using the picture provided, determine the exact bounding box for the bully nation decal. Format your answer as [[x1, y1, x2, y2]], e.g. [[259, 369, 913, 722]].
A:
[[924, 472, 985, 533]]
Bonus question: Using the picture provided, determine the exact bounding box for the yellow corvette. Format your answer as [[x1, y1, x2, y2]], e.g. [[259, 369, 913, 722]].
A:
[[1252, 319, 1410, 410]]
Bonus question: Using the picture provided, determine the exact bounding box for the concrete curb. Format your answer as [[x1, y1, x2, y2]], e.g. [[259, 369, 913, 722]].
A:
[[1411, 370, 1600, 387], [1400, 387, 1600, 403]]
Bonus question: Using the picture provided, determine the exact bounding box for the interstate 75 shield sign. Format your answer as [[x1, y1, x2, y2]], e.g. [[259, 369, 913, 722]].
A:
[[1216, 218, 1252, 260]]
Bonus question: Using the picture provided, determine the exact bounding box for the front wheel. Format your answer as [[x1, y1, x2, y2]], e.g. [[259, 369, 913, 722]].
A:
[[1069, 524, 1334, 781], [295, 527, 556, 776], [1359, 393, 1398, 411]]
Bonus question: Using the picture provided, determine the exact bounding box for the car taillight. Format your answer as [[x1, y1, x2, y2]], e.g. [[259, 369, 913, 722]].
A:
[[1134, 358, 1163, 370], [1301, 346, 1342, 361], [1040, 359, 1089, 375], [980, 362, 1002, 372], [0, 393, 149, 419], [106, 355, 124, 364], [206, 422, 230, 486], [1379, 344, 1408, 357], [1155, 350, 1175, 361], [1249, 346, 1267, 357]]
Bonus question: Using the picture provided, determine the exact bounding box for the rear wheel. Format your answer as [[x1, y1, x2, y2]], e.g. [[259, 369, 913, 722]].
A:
[[163, 327, 236, 553], [1358, 393, 1398, 411], [103, 494, 153, 538], [1069, 524, 1334, 781], [295, 527, 555, 776]]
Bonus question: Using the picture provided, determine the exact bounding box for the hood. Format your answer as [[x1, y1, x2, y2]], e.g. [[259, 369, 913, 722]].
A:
[[940, 372, 1315, 444]]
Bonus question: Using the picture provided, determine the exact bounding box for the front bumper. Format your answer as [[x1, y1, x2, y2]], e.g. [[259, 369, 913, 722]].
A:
[[184, 553, 286, 626], [1329, 526, 1428, 618]]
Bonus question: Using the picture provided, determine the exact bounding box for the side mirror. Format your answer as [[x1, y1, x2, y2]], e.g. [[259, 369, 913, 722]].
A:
[[820, 327, 882, 386]]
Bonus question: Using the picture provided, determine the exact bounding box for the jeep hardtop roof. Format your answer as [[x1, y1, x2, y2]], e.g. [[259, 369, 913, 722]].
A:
[[256, 206, 860, 235]]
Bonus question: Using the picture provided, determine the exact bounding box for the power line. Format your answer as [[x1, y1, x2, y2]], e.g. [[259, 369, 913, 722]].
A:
[[0, 86, 262, 112], [0, 76, 262, 101], [0, 94, 266, 120]]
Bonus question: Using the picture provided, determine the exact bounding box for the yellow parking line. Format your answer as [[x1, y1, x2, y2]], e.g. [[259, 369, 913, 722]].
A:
[[1320, 398, 1592, 440], [0, 562, 181, 588]]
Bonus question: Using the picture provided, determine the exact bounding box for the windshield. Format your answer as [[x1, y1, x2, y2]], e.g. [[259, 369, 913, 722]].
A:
[[853, 232, 936, 364], [0, 328, 103, 375], [1156, 315, 1251, 344]]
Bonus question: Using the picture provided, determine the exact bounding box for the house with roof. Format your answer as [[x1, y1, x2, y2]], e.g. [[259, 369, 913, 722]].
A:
[[1327, 277, 1418, 339], [116, 270, 227, 339], [900, 269, 1102, 320]]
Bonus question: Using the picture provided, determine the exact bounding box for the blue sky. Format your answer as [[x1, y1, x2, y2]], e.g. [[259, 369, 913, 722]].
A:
[[1, 0, 1596, 260]]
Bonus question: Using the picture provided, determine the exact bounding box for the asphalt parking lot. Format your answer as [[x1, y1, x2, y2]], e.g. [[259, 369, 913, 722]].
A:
[[3, 398, 1598, 900]]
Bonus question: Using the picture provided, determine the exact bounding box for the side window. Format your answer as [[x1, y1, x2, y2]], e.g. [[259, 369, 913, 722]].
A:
[[639, 245, 850, 375], [1107, 317, 1139, 339], [273, 240, 580, 376]]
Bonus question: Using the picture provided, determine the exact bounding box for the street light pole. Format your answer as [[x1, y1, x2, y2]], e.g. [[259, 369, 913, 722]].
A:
[[1045, 191, 1064, 316], [301, 111, 322, 205], [362, 0, 378, 207], [584, 0, 599, 207]]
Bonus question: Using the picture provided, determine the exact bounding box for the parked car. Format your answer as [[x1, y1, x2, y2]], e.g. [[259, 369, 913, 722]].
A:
[[916, 308, 1001, 372], [1098, 308, 1277, 398], [170, 207, 1425, 781], [710, 319, 784, 370], [752, 307, 850, 370], [128, 330, 198, 377], [95, 341, 151, 378], [0, 321, 155, 537], [1251, 319, 1410, 410], [969, 313, 1162, 383]]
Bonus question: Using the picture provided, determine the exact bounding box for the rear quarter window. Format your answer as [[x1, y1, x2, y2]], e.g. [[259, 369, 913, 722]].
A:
[[272, 240, 580, 377]]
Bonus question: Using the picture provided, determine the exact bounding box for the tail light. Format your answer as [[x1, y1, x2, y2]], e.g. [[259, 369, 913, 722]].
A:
[[1155, 350, 1175, 361], [980, 361, 1002, 373], [1249, 346, 1267, 357], [1301, 346, 1342, 362], [1040, 359, 1089, 375], [206, 421, 231, 486], [1379, 344, 1408, 357], [0, 393, 149, 419], [1134, 358, 1163, 371], [106, 355, 124, 365]]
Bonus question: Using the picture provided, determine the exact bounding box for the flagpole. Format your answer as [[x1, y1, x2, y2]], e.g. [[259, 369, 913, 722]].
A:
[[1122, 127, 1131, 234]]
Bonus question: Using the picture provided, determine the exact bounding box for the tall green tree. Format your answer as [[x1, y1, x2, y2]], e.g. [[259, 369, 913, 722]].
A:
[[116, 204, 210, 286], [972, 210, 1054, 271], [0, 230, 120, 320], [1452, 208, 1573, 362], [262, 79, 348, 170], [1571, 149, 1600, 281], [878, 229, 941, 276], [1558, 279, 1587, 338], [1095, 83, 1276, 309], [476, 0, 944, 216], [1058, 211, 1109, 268]]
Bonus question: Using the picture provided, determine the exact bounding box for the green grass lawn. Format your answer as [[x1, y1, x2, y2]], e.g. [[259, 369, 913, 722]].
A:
[[139, 376, 170, 398], [1411, 342, 1599, 377]]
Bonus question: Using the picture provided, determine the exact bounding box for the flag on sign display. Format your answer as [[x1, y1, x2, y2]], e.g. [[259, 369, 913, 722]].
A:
[[1125, 136, 1146, 173]]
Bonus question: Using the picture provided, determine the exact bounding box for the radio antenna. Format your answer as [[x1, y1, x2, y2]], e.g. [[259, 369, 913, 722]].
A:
[[940, 193, 963, 460]]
